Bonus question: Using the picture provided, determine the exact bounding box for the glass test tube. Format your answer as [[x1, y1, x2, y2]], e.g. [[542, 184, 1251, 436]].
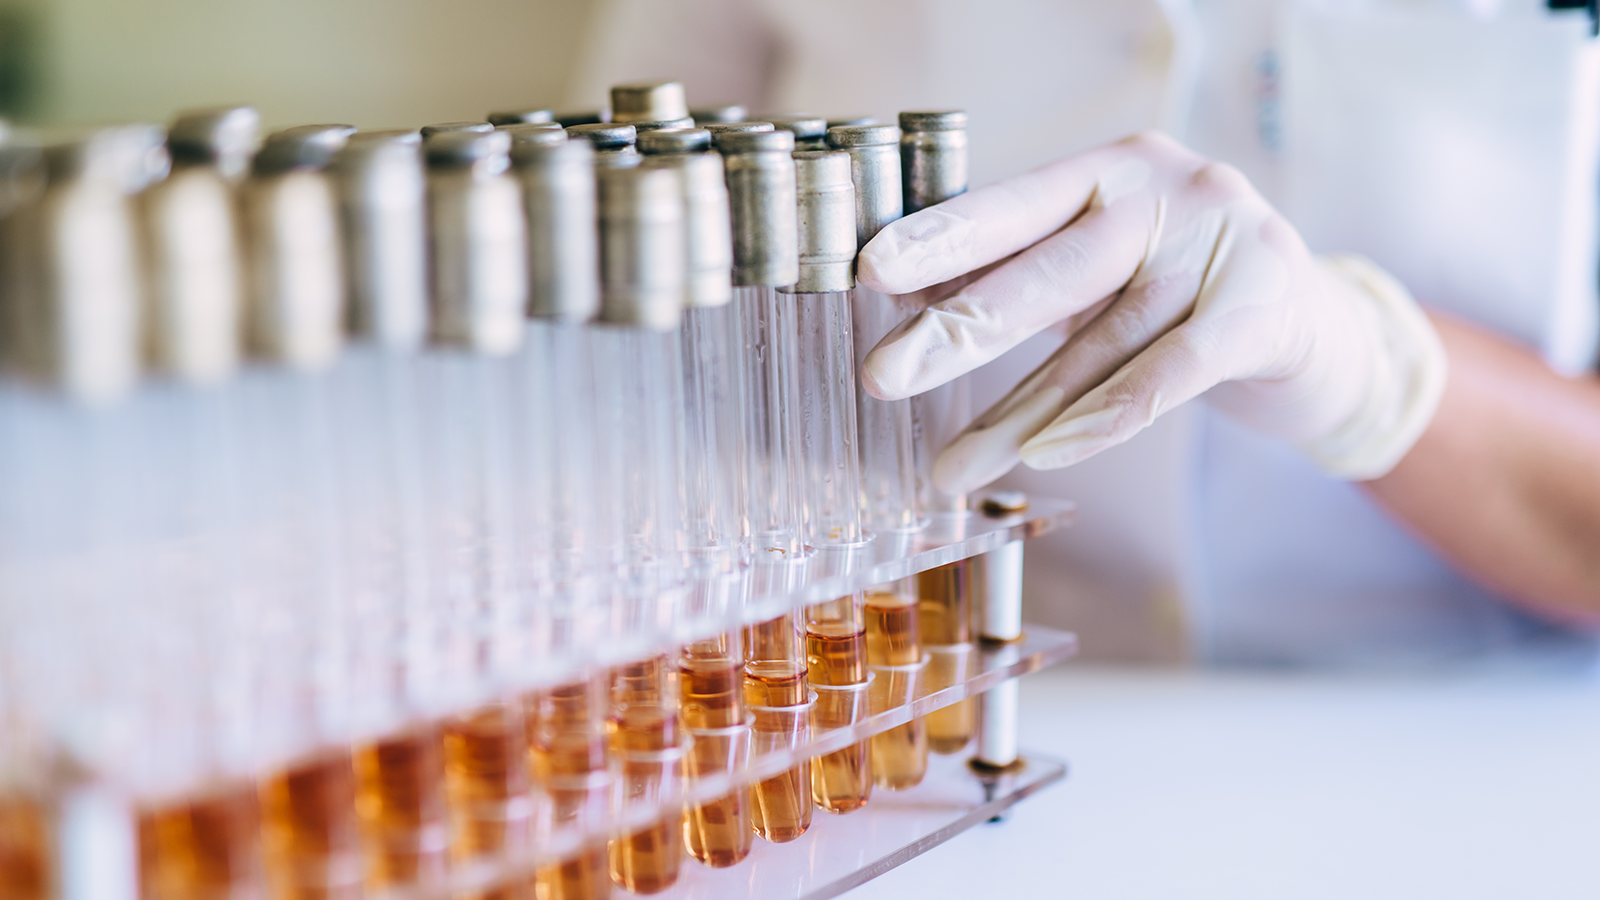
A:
[[607, 657, 682, 895], [806, 593, 871, 814], [678, 631, 750, 868], [900, 111, 978, 753], [865, 585, 927, 791], [527, 678, 611, 900], [744, 612, 812, 843]]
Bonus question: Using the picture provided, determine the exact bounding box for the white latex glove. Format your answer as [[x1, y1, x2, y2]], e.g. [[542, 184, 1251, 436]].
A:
[[857, 132, 1447, 493]]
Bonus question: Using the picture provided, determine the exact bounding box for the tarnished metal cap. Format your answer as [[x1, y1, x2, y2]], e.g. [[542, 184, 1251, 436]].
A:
[[691, 105, 747, 125], [828, 124, 902, 249], [514, 138, 599, 322], [420, 121, 494, 139], [254, 125, 356, 175], [168, 106, 260, 179], [705, 121, 774, 140], [424, 128, 512, 172], [566, 123, 637, 151], [898, 110, 968, 214], [556, 111, 609, 127], [716, 129, 797, 288], [637, 128, 712, 155], [644, 151, 732, 307], [631, 117, 696, 134], [782, 150, 855, 294], [332, 129, 429, 350], [765, 114, 828, 149], [827, 116, 877, 128], [597, 163, 685, 330], [427, 129, 526, 355], [610, 81, 689, 124], [487, 108, 555, 127]]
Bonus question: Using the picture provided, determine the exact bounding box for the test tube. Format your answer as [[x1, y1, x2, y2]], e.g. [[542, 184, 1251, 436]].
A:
[[527, 678, 611, 900], [142, 107, 252, 386], [744, 613, 812, 843], [0, 794, 50, 900], [590, 161, 687, 647], [899, 111, 978, 753], [678, 632, 750, 868], [638, 128, 742, 634], [806, 593, 871, 813], [441, 702, 531, 866], [716, 127, 801, 570], [827, 123, 917, 536], [607, 658, 682, 894], [609, 81, 689, 125], [865, 585, 927, 790]]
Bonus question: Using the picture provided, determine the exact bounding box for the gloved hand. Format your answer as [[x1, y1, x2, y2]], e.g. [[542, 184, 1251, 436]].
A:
[[857, 132, 1447, 493]]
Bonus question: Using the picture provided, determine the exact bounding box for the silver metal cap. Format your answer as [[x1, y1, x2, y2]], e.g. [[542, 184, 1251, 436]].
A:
[[691, 105, 747, 125], [428, 129, 527, 355], [420, 121, 494, 139], [141, 164, 247, 384], [556, 111, 609, 127], [643, 151, 732, 307], [827, 124, 903, 249], [253, 125, 356, 175], [566, 123, 637, 151], [515, 138, 599, 322], [705, 121, 774, 139], [827, 116, 877, 128], [717, 129, 798, 287], [637, 128, 712, 156], [782, 150, 855, 294], [765, 114, 828, 149], [502, 124, 569, 155], [898, 110, 968, 214], [486, 108, 555, 127], [597, 163, 685, 330], [331, 129, 429, 350], [631, 117, 696, 134], [610, 81, 689, 124], [168, 106, 260, 180]]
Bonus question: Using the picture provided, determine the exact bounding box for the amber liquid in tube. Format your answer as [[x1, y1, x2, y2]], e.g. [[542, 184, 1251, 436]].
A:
[[679, 641, 751, 868], [865, 589, 928, 790], [0, 796, 50, 900], [259, 753, 362, 900], [918, 560, 976, 754], [442, 704, 530, 864], [352, 727, 446, 890], [608, 704, 682, 895], [138, 785, 262, 900], [528, 680, 611, 900], [744, 661, 812, 843], [807, 612, 872, 814]]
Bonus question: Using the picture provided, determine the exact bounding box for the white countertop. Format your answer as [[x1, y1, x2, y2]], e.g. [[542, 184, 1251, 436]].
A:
[[844, 665, 1600, 899]]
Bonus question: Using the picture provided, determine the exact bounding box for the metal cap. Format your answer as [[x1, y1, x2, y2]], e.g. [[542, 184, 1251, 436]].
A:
[[691, 105, 747, 125], [637, 128, 712, 156], [765, 114, 828, 148], [332, 129, 429, 350], [782, 150, 855, 294], [424, 129, 512, 172], [828, 124, 902, 249], [420, 121, 494, 139], [566, 123, 637, 151], [899, 110, 968, 213], [644, 151, 732, 307], [827, 116, 877, 128], [487, 108, 555, 127], [597, 163, 685, 330], [168, 106, 260, 179], [502, 124, 569, 155], [609, 81, 689, 124], [253, 125, 357, 175], [631, 117, 696, 134], [705, 121, 774, 139], [556, 110, 610, 127], [718, 129, 798, 287], [515, 138, 600, 322]]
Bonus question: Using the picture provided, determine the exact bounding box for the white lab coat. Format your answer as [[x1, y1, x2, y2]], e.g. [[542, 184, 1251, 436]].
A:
[[569, 0, 1600, 668]]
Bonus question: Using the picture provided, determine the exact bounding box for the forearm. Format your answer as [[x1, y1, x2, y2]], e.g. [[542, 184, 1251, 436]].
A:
[[1365, 312, 1600, 619]]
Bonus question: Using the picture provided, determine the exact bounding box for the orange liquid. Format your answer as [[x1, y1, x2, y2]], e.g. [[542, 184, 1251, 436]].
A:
[[608, 703, 682, 894], [678, 659, 743, 730], [864, 596, 920, 667], [812, 742, 871, 814], [0, 796, 50, 900], [743, 662, 807, 708], [533, 846, 610, 900], [442, 704, 530, 862], [806, 623, 866, 686], [139, 785, 260, 900], [749, 765, 811, 843], [352, 728, 446, 889], [608, 815, 681, 895], [259, 754, 361, 900], [682, 792, 750, 868], [916, 560, 972, 645]]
